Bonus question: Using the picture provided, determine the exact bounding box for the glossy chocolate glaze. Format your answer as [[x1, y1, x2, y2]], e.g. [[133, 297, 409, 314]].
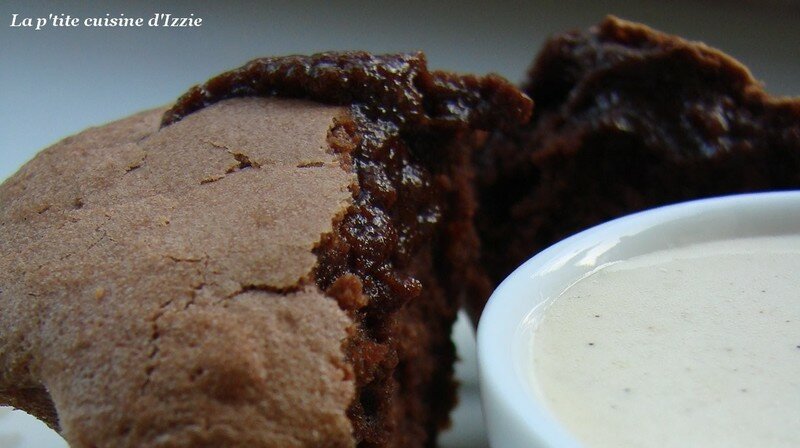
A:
[[162, 52, 530, 131]]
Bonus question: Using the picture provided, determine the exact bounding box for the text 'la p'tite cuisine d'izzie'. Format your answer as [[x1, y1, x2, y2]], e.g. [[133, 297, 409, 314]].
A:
[[9, 13, 202, 30]]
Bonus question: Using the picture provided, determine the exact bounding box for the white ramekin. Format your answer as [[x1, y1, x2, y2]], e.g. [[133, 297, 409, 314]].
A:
[[477, 191, 800, 448]]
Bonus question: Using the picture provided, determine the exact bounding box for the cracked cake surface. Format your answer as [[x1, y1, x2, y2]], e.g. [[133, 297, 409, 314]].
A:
[[471, 16, 800, 318], [0, 51, 531, 447], [0, 97, 358, 447]]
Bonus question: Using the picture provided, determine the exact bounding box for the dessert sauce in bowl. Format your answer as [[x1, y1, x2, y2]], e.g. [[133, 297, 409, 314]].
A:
[[477, 192, 800, 448]]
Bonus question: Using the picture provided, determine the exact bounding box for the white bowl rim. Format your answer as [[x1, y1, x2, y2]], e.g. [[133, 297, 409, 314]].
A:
[[477, 191, 800, 447]]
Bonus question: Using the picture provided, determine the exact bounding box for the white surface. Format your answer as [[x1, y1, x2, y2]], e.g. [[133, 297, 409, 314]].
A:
[[478, 192, 800, 448], [0, 408, 66, 448], [440, 312, 489, 448]]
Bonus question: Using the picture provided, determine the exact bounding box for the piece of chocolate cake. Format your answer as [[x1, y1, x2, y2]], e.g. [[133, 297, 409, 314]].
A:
[[471, 16, 800, 318], [0, 52, 531, 447]]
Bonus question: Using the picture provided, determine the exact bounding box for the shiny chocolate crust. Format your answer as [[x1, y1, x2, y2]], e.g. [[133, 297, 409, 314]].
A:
[[471, 16, 800, 319], [161, 51, 531, 132]]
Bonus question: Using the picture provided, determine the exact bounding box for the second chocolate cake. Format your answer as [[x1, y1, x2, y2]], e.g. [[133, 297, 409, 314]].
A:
[[470, 16, 800, 318]]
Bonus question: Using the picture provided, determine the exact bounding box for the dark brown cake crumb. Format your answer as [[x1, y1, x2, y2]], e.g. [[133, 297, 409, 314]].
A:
[[472, 16, 800, 319]]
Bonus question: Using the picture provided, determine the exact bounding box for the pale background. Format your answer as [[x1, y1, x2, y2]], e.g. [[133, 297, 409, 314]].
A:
[[1, 1, 798, 447]]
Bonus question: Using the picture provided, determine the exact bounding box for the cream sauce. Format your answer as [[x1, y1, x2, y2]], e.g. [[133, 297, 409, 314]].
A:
[[532, 236, 800, 447]]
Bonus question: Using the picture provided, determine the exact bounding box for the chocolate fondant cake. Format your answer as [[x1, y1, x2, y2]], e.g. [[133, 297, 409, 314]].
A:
[[0, 52, 531, 447], [470, 16, 800, 319]]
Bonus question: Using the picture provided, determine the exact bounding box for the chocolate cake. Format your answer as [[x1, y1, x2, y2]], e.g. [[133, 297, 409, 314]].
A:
[[0, 52, 531, 447], [470, 16, 800, 319]]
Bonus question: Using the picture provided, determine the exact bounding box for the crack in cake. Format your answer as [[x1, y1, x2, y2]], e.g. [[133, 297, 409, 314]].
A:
[[0, 52, 531, 447]]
